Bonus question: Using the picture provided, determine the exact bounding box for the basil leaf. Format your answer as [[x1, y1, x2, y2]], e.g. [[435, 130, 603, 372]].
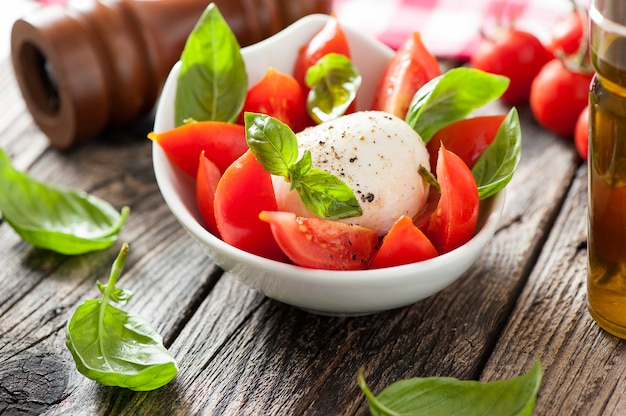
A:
[[175, 3, 247, 126], [245, 111, 299, 177], [245, 113, 361, 219], [65, 243, 178, 391], [306, 53, 361, 124], [473, 108, 522, 200], [359, 360, 542, 416], [405, 68, 510, 143], [294, 168, 363, 220], [0, 147, 129, 255]]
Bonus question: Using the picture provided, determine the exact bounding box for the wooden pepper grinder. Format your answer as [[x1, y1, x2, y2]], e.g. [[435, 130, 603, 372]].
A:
[[10, 0, 333, 149]]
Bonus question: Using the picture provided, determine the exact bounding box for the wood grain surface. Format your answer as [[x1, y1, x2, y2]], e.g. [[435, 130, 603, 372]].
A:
[[1, 44, 625, 416]]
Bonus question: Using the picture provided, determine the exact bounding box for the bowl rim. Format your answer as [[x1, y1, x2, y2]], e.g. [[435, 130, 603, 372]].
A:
[[152, 13, 505, 288]]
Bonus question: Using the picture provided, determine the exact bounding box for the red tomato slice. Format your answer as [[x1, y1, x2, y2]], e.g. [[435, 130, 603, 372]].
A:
[[239, 67, 309, 132], [372, 32, 441, 119], [259, 211, 379, 270], [427, 114, 506, 170], [149, 121, 247, 177], [214, 150, 284, 261], [369, 216, 438, 269], [427, 144, 479, 254], [196, 151, 221, 236], [293, 15, 351, 88]]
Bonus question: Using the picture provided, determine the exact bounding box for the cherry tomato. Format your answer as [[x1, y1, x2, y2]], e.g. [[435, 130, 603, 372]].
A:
[[196, 151, 221, 236], [470, 29, 553, 104], [214, 150, 284, 261], [293, 15, 351, 89], [239, 67, 309, 132], [259, 211, 379, 270], [427, 114, 506, 170], [426, 144, 479, 254], [149, 121, 247, 177], [372, 32, 441, 119], [529, 59, 593, 137], [575, 105, 589, 160], [548, 10, 584, 56], [369, 215, 438, 269]]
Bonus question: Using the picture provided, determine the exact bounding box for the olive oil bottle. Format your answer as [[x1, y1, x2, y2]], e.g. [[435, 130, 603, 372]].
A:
[[588, 0, 626, 338]]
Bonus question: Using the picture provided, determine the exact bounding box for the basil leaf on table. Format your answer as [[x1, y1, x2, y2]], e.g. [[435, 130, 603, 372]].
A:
[[244, 112, 362, 220], [405, 67, 510, 143], [66, 243, 178, 391], [359, 359, 542, 416], [305, 53, 362, 124], [473, 108, 522, 200], [175, 3, 247, 126], [0, 148, 129, 255]]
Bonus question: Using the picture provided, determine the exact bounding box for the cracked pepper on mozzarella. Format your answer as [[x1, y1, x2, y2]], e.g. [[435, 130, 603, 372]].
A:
[[271, 110, 431, 236]]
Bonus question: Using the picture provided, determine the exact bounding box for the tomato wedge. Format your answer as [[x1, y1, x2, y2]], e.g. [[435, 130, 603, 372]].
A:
[[372, 32, 441, 119], [149, 121, 247, 177], [426, 144, 479, 254], [427, 114, 506, 170], [259, 211, 379, 270], [239, 67, 309, 132], [214, 150, 284, 261], [196, 151, 221, 236], [369, 215, 438, 269], [293, 15, 351, 89]]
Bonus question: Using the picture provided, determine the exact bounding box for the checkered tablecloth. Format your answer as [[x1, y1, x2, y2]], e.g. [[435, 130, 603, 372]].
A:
[[333, 0, 576, 60]]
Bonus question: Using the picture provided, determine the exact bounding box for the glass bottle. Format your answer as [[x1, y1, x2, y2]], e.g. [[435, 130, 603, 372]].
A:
[[588, 0, 626, 338]]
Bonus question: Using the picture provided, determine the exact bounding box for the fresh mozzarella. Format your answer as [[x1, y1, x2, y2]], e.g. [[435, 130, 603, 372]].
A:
[[272, 111, 431, 236]]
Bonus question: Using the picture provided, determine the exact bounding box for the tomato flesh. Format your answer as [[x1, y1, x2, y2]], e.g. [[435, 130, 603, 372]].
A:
[[149, 121, 247, 177], [369, 215, 438, 269], [214, 150, 284, 261], [259, 211, 379, 270], [427, 114, 506, 170], [196, 151, 221, 236], [239, 67, 309, 132], [372, 32, 440, 119], [426, 144, 479, 254]]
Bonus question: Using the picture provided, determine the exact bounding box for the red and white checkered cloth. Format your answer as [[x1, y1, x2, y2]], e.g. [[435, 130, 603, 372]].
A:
[[333, 0, 576, 60]]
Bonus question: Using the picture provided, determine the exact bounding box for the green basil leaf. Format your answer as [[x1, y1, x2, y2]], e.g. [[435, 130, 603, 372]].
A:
[[473, 108, 522, 200], [294, 168, 363, 220], [306, 53, 361, 124], [175, 3, 247, 126], [245, 112, 299, 177], [405, 68, 510, 143], [65, 243, 178, 391], [0, 148, 129, 255], [245, 112, 362, 219], [359, 359, 542, 416]]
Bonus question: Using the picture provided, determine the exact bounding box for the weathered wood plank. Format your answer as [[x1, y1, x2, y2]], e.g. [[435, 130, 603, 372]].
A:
[[481, 164, 626, 415]]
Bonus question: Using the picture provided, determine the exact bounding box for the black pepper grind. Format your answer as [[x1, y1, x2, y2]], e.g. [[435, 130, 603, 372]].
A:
[[10, 0, 332, 149]]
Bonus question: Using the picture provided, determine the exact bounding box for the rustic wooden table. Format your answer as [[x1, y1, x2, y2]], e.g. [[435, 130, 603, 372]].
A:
[[1, 16, 626, 416]]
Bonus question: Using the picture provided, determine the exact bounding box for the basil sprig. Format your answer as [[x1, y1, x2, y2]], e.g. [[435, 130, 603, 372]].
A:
[[0, 148, 129, 255], [305, 53, 361, 124], [65, 243, 178, 391], [244, 112, 362, 220], [405, 68, 510, 143], [359, 360, 542, 416], [473, 108, 522, 199], [174, 3, 247, 126]]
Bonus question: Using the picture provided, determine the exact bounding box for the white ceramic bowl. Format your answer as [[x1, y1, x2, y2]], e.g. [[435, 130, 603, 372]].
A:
[[152, 14, 505, 316]]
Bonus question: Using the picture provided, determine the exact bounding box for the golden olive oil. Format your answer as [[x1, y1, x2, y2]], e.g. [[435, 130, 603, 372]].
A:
[[588, 2, 626, 338]]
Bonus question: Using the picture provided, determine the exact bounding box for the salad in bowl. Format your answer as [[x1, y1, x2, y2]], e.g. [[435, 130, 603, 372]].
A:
[[151, 4, 520, 315]]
